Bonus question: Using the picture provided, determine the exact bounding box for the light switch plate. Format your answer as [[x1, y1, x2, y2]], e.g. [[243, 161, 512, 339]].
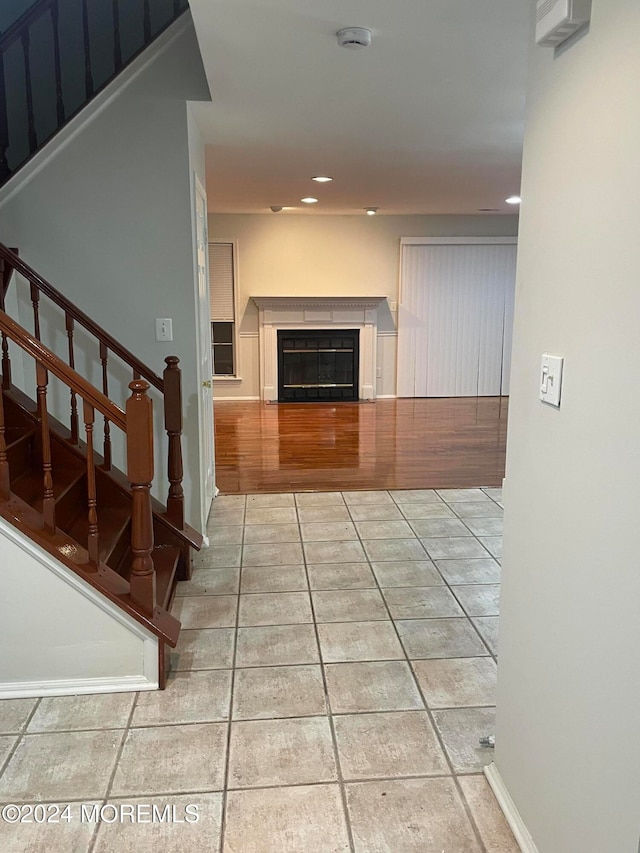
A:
[[155, 318, 173, 342], [540, 354, 563, 407]]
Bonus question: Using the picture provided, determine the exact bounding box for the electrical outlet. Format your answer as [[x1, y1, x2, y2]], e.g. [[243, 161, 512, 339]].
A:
[[155, 318, 173, 342]]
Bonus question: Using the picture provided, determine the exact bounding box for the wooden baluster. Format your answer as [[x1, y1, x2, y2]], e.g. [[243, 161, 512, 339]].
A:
[[0, 329, 10, 389], [0, 259, 11, 389], [21, 28, 37, 154], [83, 399, 99, 564], [143, 0, 151, 41], [112, 0, 122, 70], [163, 356, 184, 528], [81, 0, 94, 98], [100, 342, 111, 469], [50, 0, 65, 127], [30, 282, 41, 340], [65, 313, 79, 443], [126, 380, 155, 614], [0, 50, 10, 182], [36, 362, 56, 533], [0, 382, 9, 500]]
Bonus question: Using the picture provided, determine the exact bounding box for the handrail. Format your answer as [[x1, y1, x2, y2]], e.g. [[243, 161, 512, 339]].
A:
[[0, 244, 164, 390], [0, 309, 126, 431], [1, 0, 190, 186]]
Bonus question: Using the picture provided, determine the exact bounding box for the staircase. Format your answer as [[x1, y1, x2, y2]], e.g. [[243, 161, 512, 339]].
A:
[[0, 243, 202, 690], [0, 0, 190, 186]]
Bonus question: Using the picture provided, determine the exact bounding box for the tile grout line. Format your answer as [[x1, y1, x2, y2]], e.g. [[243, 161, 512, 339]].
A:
[[357, 489, 491, 853], [87, 691, 141, 853], [0, 696, 43, 784], [217, 492, 245, 853], [295, 492, 357, 853]]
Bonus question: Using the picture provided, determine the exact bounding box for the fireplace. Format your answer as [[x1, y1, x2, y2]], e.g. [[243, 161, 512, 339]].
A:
[[278, 329, 359, 402], [251, 296, 387, 402]]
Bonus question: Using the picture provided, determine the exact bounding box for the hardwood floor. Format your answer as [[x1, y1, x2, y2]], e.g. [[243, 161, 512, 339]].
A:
[[214, 397, 508, 495]]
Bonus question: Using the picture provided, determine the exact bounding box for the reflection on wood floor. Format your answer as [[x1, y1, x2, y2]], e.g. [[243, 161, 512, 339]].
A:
[[213, 397, 508, 495]]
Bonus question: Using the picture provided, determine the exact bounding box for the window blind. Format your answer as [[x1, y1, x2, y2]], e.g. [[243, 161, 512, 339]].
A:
[[209, 242, 235, 321]]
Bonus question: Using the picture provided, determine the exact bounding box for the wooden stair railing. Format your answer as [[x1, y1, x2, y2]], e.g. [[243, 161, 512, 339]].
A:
[[0, 308, 160, 615], [0, 0, 190, 185], [0, 243, 186, 530]]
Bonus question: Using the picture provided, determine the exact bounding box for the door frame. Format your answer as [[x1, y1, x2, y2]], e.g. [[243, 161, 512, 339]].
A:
[[193, 173, 215, 536]]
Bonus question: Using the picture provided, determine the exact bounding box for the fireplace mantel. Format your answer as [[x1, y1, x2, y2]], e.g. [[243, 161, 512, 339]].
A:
[[251, 295, 387, 402]]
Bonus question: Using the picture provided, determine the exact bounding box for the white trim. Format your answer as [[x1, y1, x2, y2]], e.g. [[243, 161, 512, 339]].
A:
[[239, 332, 260, 338], [252, 296, 387, 310], [0, 673, 158, 700], [484, 763, 539, 853], [376, 394, 397, 399], [213, 395, 260, 401], [213, 376, 243, 382], [377, 330, 398, 337], [0, 16, 192, 210], [400, 236, 518, 246], [251, 296, 387, 402]]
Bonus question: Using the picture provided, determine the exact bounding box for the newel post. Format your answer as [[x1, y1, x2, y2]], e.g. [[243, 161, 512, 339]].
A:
[[163, 356, 184, 529], [126, 379, 156, 615]]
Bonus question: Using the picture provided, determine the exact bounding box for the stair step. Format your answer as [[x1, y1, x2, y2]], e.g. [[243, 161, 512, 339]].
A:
[[118, 545, 181, 612], [6, 427, 37, 482], [67, 505, 131, 568], [11, 465, 85, 514]]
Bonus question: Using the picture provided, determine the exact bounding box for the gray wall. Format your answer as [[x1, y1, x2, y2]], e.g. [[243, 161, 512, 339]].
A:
[[495, 2, 640, 851], [0, 18, 210, 530]]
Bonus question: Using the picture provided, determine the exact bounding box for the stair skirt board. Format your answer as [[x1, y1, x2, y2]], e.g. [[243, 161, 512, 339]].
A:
[[0, 517, 160, 699], [484, 763, 539, 853]]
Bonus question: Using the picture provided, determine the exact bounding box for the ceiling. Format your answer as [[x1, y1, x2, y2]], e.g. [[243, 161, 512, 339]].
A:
[[188, 0, 531, 215]]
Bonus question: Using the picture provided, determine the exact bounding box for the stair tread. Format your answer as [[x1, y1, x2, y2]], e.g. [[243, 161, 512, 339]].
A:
[[12, 465, 85, 509], [5, 426, 36, 448], [119, 545, 181, 612], [67, 505, 131, 566]]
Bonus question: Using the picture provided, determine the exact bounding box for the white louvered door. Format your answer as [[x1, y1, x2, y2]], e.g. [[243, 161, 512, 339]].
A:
[[397, 239, 517, 398]]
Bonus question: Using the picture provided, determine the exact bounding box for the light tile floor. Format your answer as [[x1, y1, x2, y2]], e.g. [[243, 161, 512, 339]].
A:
[[0, 487, 518, 852]]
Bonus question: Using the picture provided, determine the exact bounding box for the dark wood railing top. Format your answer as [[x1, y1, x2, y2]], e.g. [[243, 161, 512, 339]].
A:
[[0, 244, 164, 392], [0, 308, 126, 431], [0, 0, 52, 54]]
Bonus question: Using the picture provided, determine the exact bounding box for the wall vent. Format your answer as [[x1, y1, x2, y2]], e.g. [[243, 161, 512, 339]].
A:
[[536, 0, 591, 47]]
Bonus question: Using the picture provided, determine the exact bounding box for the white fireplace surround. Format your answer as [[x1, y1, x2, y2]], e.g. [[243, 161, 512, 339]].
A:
[[251, 296, 387, 402]]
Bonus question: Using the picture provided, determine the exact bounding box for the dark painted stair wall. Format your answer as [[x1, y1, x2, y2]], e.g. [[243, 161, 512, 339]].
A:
[[1, 0, 190, 184]]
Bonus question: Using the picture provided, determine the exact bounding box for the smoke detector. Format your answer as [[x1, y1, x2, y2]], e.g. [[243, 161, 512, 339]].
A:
[[337, 27, 372, 50]]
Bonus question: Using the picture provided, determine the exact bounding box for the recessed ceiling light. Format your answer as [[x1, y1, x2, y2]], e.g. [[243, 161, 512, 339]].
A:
[[505, 196, 521, 205], [301, 197, 318, 204], [312, 176, 333, 183], [364, 207, 378, 216]]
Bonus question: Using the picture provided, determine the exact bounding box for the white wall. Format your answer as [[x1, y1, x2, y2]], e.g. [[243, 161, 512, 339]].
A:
[[208, 213, 519, 399], [0, 18, 210, 531], [0, 518, 158, 697], [495, 3, 640, 852]]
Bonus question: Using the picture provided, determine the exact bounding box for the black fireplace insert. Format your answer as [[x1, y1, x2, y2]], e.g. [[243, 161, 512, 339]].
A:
[[277, 329, 359, 402]]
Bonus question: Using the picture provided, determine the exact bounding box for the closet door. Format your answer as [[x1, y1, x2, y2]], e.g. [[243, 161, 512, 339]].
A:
[[397, 239, 517, 398]]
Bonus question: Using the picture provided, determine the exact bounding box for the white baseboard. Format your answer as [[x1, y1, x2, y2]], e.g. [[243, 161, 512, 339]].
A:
[[484, 763, 539, 853], [0, 674, 158, 699], [376, 394, 397, 399], [213, 396, 260, 402]]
